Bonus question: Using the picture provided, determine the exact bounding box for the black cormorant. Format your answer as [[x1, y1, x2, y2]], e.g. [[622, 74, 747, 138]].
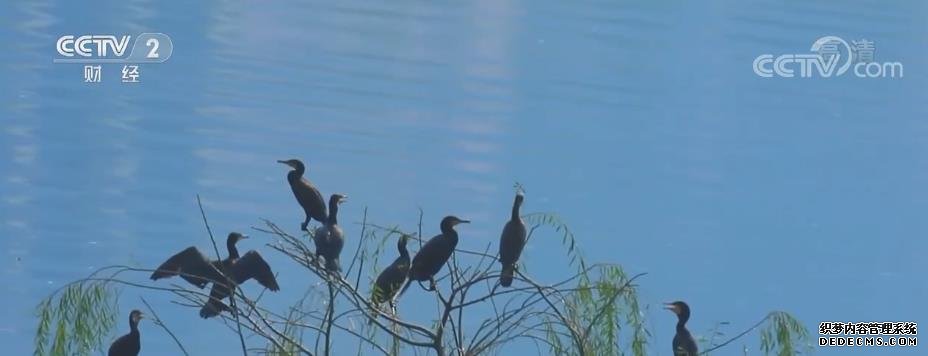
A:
[[371, 234, 411, 313], [400, 216, 469, 295], [278, 158, 327, 231], [199, 233, 280, 318], [498, 192, 526, 287], [313, 193, 347, 273], [108, 310, 143, 356], [664, 301, 698, 356]]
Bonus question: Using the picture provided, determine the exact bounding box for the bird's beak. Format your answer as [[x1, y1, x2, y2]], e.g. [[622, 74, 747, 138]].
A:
[[276, 160, 291, 167], [240, 234, 250, 240], [340, 195, 349, 203], [458, 219, 471, 225], [662, 303, 676, 312]]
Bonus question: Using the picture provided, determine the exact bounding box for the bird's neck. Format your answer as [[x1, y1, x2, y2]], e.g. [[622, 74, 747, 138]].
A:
[[327, 201, 338, 225], [511, 199, 522, 221], [441, 228, 459, 243], [676, 317, 689, 332], [287, 168, 303, 182], [398, 245, 409, 259], [227, 241, 240, 260], [129, 320, 139, 334]]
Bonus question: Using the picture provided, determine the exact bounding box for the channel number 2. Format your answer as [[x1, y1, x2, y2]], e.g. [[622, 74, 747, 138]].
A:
[[146, 38, 160, 59]]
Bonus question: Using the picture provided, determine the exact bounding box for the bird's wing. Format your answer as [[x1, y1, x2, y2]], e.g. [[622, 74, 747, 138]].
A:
[[296, 178, 327, 216], [393, 255, 411, 274], [107, 334, 127, 356], [410, 235, 438, 270], [410, 234, 453, 276], [232, 251, 280, 291], [673, 340, 698, 356], [372, 257, 410, 302], [151, 246, 225, 288], [210, 259, 223, 271], [313, 226, 329, 254], [329, 225, 345, 252], [498, 220, 527, 265], [302, 178, 326, 206]]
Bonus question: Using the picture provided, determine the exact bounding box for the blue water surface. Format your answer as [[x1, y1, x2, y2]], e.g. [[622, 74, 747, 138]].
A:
[[2, 1, 926, 355]]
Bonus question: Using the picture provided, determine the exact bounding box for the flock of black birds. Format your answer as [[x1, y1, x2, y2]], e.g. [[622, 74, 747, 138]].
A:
[[105, 158, 698, 356]]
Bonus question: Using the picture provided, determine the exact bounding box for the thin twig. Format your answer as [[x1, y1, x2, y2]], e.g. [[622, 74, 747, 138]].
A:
[[197, 194, 248, 356], [324, 279, 335, 356], [140, 297, 190, 356], [700, 313, 772, 355]]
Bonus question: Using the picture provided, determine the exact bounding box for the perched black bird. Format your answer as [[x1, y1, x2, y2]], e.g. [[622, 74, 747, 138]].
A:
[[498, 192, 526, 287], [278, 158, 327, 231], [108, 310, 143, 356], [313, 193, 347, 273], [664, 301, 698, 356], [400, 216, 469, 295], [371, 234, 411, 314], [199, 233, 280, 318]]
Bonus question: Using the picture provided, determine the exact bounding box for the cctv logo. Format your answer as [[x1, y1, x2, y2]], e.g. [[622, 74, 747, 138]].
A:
[[54, 33, 173, 64], [56, 35, 131, 57]]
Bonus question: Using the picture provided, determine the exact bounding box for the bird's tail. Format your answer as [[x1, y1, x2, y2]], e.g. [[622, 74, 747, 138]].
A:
[[369, 289, 383, 323], [199, 299, 230, 319], [500, 264, 515, 287], [325, 258, 341, 274]]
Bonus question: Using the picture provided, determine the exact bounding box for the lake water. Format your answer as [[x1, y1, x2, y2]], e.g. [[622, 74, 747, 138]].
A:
[[2, 1, 926, 355]]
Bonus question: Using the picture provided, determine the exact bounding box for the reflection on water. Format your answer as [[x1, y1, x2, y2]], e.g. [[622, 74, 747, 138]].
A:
[[2, 0, 927, 355]]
